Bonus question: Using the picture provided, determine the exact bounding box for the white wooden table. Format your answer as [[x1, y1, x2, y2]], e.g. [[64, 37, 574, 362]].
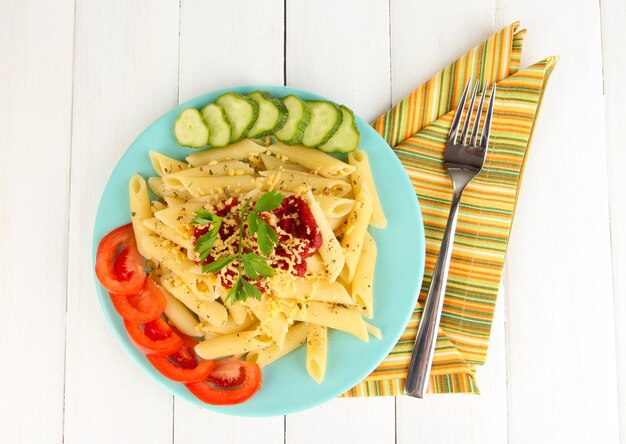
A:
[[1, 1, 624, 443]]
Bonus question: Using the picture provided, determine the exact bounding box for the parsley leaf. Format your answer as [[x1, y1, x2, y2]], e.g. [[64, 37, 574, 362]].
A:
[[242, 253, 275, 280], [256, 218, 279, 255], [247, 212, 259, 235], [226, 277, 262, 303], [202, 255, 235, 274], [191, 209, 220, 226], [253, 191, 285, 213], [193, 217, 222, 261], [240, 278, 262, 301]]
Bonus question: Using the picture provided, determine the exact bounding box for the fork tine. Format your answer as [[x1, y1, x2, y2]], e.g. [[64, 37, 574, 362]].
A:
[[459, 81, 480, 145], [480, 84, 497, 149], [469, 84, 488, 147], [447, 80, 472, 142]]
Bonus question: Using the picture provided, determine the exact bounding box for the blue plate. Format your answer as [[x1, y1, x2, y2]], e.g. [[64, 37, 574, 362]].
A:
[[93, 85, 425, 417]]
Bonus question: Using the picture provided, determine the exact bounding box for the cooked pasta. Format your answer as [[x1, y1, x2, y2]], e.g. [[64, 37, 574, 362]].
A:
[[127, 138, 385, 384]]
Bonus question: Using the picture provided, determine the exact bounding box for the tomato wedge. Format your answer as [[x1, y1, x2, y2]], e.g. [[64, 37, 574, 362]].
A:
[[185, 360, 262, 405], [124, 318, 182, 356], [96, 224, 146, 295], [110, 278, 166, 323], [147, 352, 215, 383], [206, 358, 245, 388]]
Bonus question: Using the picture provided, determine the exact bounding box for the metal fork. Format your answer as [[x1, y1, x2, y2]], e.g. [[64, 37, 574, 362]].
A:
[[405, 80, 497, 398]]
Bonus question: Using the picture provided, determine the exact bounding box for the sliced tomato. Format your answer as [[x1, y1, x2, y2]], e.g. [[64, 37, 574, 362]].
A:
[[124, 318, 182, 356], [185, 360, 262, 405], [206, 358, 245, 388], [170, 346, 199, 369], [147, 352, 214, 383], [110, 278, 166, 323], [96, 224, 146, 295]]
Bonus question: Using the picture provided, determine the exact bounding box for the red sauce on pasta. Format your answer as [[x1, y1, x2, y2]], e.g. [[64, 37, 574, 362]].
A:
[[193, 195, 322, 289]]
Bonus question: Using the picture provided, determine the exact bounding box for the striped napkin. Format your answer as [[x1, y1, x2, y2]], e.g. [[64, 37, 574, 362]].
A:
[[344, 22, 558, 396]]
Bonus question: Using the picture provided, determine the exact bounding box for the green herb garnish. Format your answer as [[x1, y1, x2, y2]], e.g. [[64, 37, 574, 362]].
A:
[[190, 192, 285, 303]]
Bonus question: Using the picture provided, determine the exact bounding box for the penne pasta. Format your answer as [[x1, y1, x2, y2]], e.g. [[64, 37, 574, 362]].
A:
[[186, 138, 266, 166], [142, 217, 194, 253], [128, 174, 153, 256], [271, 278, 354, 305], [163, 160, 254, 189], [221, 297, 249, 325], [148, 176, 192, 200], [247, 323, 308, 367], [149, 150, 188, 177], [245, 297, 289, 350], [306, 191, 345, 282], [199, 315, 257, 335], [260, 153, 308, 172], [349, 150, 387, 228], [306, 324, 327, 383], [160, 284, 201, 337], [163, 196, 185, 207], [314, 195, 355, 218], [267, 142, 356, 178], [160, 272, 228, 327], [282, 300, 369, 342], [328, 214, 348, 232], [153, 200, 206, 228], [351, 231, 377, 318], [173, 174, 258, 198], [195, 330, 273, 360], [364, 321, 382, 339], [340, 185, 373, 283], [259, 170, 351, 197]]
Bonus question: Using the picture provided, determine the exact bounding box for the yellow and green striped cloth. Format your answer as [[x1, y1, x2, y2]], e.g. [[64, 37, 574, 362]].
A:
[[344, 22, 558, 396]]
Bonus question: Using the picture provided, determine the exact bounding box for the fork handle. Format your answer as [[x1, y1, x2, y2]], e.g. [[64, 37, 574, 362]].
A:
[[405, 188, 464, 398]]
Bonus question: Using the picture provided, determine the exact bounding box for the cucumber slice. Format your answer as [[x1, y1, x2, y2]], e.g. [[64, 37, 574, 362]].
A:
[[274, 95, 311, 145], [246, 91, 288, 138], [200, 103, 232, 147], [174, 108, 209, 148], [301, 101, 343, 147], [318, 106, 360, 153], [215, 92, 259, 142]]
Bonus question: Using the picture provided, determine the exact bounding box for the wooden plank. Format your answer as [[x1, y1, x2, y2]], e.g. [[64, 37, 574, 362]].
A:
[[287, 398, 395, 444], [173, 1, 285, 441], [390, 1, 508, 443], [600, 0, 626, 441], [178, 0, 286, 103], [63, 1, 179, 443], [0, 1, 74, 442], [286, 0, 391, 122], [284, 1, 395, 442], [390, 0, 496, 106], [494, 2, 620, 443]]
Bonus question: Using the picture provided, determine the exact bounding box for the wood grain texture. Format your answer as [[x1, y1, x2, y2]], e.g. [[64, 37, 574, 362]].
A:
[[286, 0, 391, 122], [287, 398, 395, 444], [284, 2, 395, 442], [63, 1, 179, 443], [175, 1, 285, 440], [495, 1, 620, 443], [178, 0, 285, 103], [601, 0, 626, 442], [0, 1, 74, 442], [390, 1, 508, 443]]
